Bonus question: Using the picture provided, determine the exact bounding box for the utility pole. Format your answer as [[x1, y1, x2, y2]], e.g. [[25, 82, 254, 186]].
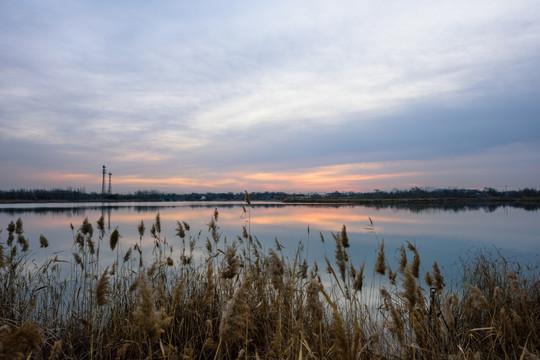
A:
[[101, 165, 107, 195]]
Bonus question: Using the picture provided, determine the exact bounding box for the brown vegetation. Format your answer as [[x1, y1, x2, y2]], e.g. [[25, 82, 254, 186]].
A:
[[0, 210, 538, 359]]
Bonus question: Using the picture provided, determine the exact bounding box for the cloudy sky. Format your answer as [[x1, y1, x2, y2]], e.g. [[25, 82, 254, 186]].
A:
[[1, 0, 539, 193]]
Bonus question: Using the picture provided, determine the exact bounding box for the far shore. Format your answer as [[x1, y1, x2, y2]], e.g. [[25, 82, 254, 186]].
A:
[[1, 196, 539, 207], [282, 196, 540, 206]]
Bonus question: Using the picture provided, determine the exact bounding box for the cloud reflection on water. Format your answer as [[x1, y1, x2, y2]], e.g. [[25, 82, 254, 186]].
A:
[[0, 202, 537, 285]]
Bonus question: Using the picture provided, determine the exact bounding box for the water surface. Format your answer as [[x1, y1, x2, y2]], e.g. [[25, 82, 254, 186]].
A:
[[1, 201, 538, 284]]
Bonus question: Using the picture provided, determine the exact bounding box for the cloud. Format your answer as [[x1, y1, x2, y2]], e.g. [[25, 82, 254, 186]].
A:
[[0, 0, 539, 192]]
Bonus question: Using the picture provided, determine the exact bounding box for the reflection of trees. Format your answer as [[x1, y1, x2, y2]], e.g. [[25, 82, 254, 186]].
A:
[[1, 201, 538, 218], [362, 203, 539, 214]]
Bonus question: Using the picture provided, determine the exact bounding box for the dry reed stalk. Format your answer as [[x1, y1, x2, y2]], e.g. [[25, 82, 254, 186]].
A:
[[317, 282, 351, 359], [403, 266, 418, 311], [353, 262, 365, 293], [219, 276, 253, 348], [374, 240, 386, 275], [331, 313, 351, 360], [0, 321, 42, 359], [408, 243, 420, 279], [432, 261, 445, 292], [0, 244, 4, 268], [95, 267, 112, 306], [398, 245, 407, 273], [203, 261, 216, 306], [465, 285, 490, 311], [306, 278, 324, 327], [380, 288, 404, 345], [48, 340, 63, 360], [132, 275, 171, 346], [172, 277, 186, 311], [202, 319, 217, 352], [335, 239, 348, 283], [267, 249, 284, 290], [425, 271, 434, 288], [221, 243, 240, 279], [73, 253, 84, 270]]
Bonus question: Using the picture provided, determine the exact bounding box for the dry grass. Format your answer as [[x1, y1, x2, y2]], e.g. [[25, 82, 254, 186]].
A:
[[0, 211, 538, 359]]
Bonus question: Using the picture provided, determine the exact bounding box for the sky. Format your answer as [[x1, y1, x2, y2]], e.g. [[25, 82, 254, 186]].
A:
[[1, 0, 539, 194]]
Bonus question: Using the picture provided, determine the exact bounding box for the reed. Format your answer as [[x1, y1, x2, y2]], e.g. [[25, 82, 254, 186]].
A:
[[0, 213, 538, 359]]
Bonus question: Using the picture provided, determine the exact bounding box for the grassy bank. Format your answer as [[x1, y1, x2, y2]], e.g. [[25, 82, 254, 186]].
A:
[[0, 210, 538, 359]]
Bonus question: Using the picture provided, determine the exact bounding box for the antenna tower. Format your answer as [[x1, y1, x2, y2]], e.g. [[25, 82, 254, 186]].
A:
[[108, 172, 112, 195], [102, 165, 107, 195]]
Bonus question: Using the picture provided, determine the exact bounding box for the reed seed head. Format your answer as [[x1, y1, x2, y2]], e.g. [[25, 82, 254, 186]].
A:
[[353, 262, 365, 292], [15, 218, 23, 235], [403, 266, 418, 310], [341, 224, 349, 248], [175, 221, 185, 239], [123, 247, 132, 263], [425, 271, 433, 287], [221, 243, 240, 279], [97, 216, 105, 234], [80, 217, 93, 238], [433, 261, 445, 291], [132, 275, 171, 345], [137, 220, 145, 238], [154, 213, 162, 233], [411, 249, 420, 279], [39, 234, 49, 248], [398, 245, 407, 273], [110, 228, 121, 251], [17, 234, 29, 252], [96, 267, 112, 306], [73, 253, 84, 270], [375, 240, 386, 275], [267, 248, 284, 289], [7, 220, 16, 234]]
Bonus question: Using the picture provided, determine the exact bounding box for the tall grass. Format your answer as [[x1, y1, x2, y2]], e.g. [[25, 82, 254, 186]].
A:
[[0, 210, 538, 359]]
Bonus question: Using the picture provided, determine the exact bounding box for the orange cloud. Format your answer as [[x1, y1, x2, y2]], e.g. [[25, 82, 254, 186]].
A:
[[241, 163, 427, 191], [23, 161, 430, 193]]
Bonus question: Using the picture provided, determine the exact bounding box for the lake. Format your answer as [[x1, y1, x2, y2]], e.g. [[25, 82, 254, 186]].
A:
[[1, 201, 538, 285]]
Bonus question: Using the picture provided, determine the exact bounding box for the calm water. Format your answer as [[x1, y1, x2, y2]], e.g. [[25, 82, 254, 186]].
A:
[[1, 201, 538, 283]]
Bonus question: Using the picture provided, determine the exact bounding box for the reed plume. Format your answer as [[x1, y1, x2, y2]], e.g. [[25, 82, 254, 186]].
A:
[[110, 228, 120, 251], [39, 234, 49, 248], [96, 267, 112, 306], [221, 243, 240, 279], [131, 275, 171, 346], [374, 240, 386, 275], [219, 275, 253, 348]]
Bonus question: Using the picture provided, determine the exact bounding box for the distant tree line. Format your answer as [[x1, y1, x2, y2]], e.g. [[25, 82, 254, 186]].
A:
[[0, 188, 96, 201], [0, 186, 538, 203], [314, 187, 540, 200], [0, 188, 293, 202]]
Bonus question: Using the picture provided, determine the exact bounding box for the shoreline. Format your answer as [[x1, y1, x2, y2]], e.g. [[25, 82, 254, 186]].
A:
[[282, 196, 540, 206], [1, 196, 539, 207]]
